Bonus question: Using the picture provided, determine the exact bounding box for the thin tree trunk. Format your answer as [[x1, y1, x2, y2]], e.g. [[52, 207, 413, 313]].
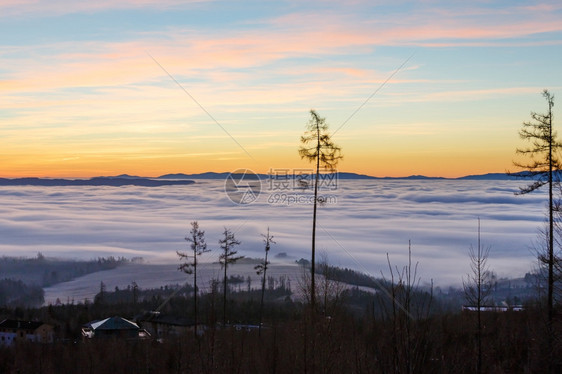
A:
[[311, 131, 320, 309], [259, 249, 268, 336], [548, 99, 554, 373], [309, 133, 320, 374], [194, 256, 198, 339], [477, 218, 482, 374], [223, 262, 228, 326]]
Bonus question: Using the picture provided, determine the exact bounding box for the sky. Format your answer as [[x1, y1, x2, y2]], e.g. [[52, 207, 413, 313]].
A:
[[2, 0, 562, 178]]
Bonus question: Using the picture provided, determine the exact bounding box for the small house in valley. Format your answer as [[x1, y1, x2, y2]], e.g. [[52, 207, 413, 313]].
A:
[[82, 316, 150, 340], [137, 311, 195, 339], [0, 319, 54, 346]]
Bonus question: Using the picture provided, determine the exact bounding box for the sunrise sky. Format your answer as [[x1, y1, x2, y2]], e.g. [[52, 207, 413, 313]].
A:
[[2, 0, 562, 178]]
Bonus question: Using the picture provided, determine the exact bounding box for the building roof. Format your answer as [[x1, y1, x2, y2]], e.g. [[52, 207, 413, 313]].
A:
[[138, 312, 194, 327], [85, 316, 139, 331], [0, 319, 45, 331], [462, 305, 524, 312]]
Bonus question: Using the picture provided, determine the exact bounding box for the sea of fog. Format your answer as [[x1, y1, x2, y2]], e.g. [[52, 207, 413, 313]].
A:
[[0, 179, 548, 287]]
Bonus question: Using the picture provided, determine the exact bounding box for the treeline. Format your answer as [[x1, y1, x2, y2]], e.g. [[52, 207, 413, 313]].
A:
[[94, 283, 194, 306], [39, 256, 131, 287], [0, 254, 132, 287], [0, 255, 133, 308], [317, 263, 387, 289], [0, 279, 44, 308], [315, 262, 537, 313]]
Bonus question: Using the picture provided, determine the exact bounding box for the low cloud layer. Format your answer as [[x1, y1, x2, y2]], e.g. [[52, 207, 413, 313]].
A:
[[0, 179, 547, 285]]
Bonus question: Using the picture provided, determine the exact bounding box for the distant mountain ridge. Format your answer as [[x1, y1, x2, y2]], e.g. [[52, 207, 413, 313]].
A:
[[0, 171, 536, 187], [0, 176, 195, 187], [159, 172, 228, 180], [159, 171, 524, 180]]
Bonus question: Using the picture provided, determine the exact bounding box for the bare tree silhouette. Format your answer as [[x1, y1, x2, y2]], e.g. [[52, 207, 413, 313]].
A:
[[177, 221, 210, 337], [513, 90, 560, 325], [218, 227, 243, 326], [463, 218, 493, 374], [255, 227, 275, 336], [513, 89, 560, 373], [298, 109, 343, 309]]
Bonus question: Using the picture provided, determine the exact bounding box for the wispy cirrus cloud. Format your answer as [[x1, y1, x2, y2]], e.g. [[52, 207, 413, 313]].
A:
[[1, 0, 562, 177], [0, 0, 210, 18]]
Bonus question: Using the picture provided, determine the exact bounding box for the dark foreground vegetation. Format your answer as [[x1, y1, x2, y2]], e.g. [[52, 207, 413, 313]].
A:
[[0, 269, 560, 374], [2, 309, 558, 374]]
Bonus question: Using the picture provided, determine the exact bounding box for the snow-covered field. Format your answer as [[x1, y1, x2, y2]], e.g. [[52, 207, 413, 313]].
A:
[[42, 262, 304, 305], [0, 179, 546, 289]]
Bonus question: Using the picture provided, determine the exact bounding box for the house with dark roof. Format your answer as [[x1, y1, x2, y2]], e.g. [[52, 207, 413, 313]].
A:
[[137, 311, 195, 339], [0, 319, 54, 346], [81, 316, 150, 340]]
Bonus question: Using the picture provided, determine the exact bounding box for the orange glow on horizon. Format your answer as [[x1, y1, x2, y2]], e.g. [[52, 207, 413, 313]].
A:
[[1, 1, 557, 181], [0, 147, 514, 179]]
